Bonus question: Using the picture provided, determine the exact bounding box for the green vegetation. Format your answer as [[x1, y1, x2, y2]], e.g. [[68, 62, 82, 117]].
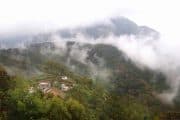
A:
[[0, 61, 173, 120], [0, 43, 176, 120]]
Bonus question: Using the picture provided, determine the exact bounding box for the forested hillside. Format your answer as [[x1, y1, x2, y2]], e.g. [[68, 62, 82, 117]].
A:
[[0, 41, 176, 120], [0, 17, 179, 120]]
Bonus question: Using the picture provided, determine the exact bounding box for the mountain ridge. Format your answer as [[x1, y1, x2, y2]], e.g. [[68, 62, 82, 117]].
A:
[[0, 17, 159, 49]]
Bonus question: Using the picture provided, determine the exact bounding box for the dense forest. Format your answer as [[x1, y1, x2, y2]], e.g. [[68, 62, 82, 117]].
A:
[[0, 16, 177, 119], [0, 62, 163, 120], [0, 41, 178, 120]]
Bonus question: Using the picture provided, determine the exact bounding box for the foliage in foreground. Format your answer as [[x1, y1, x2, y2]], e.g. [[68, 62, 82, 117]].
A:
[[0, 62, 169, 120]]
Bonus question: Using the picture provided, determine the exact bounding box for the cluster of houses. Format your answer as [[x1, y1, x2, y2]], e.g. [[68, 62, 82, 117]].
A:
[[29, 75, 75, 98]]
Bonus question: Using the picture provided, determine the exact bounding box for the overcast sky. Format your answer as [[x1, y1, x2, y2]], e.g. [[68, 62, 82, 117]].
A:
[[0, 0, 179, 38]]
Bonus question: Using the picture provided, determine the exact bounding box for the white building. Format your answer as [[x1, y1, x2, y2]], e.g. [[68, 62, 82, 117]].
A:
[[38, 81, 51, 91], [61, 76, 68, 80], [61, 84, 69, 91]]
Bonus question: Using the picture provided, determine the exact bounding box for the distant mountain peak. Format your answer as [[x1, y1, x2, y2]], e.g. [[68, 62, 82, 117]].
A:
[[0, 17, 159, 49]]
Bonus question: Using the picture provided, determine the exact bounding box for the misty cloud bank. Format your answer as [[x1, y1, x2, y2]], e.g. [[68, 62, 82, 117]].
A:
[[0, 17, 179, 104], [49, 30, 180, 104]]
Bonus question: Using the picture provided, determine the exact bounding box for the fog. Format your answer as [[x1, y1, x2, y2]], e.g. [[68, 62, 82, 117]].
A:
[[1, 15, 180, 104], [44, 29, 179, 104]]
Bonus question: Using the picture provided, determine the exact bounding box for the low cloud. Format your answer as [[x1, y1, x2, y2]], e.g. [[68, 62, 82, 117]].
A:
[[48, 31, 180, 104], [1, 17, 180, 104]]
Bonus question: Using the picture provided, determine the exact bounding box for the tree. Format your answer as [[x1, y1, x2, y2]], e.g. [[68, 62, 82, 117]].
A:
[[66, 98, 86, 120], [48, 97, 70, 120], [0, 66, 11, 91]]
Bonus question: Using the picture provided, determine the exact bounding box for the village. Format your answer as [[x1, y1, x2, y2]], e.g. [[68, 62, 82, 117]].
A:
[[29, 75, 75, 98]]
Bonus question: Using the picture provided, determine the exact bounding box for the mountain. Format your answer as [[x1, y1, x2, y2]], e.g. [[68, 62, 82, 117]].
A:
[[0, 17, 167, 95], [0, 17, 159, 49], [0, 41, 169, 91], [57, 17, 159, 39], [0, 17, 175, 119], [0, 40, 173, 119]]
